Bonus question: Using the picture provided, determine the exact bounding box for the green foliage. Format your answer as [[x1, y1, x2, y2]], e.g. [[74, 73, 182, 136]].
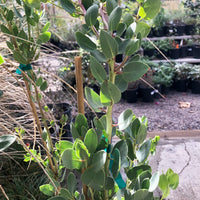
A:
[[0, 1, 179, 200], [159, 169, 179, 200], [100, 30, 118, 59], [85, 4, 99, 26]]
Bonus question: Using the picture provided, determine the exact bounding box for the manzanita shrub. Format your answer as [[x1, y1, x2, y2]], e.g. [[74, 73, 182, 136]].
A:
[[0, 0, 179, 200]]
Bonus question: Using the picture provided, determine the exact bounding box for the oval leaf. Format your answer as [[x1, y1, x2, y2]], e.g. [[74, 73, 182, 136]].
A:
[[85, 87, 103, 112], [111, 148, 120, 179], [123, 61, 149, 82], [84, 129, 98, 153], [118, 109, 134, 130], [90, 56, 107, 84], [115, 74, 128, 92], [100, 30, 118, 59], [139, 0, 161, 20], [136, 139, 151, 163], [125, 39, 140, 56], [100, 80, 121, 106], [85, 4, 99, 26], [75, 31, 97, 52], [108, 6, 122, 31], [106, 0, 118, 15], [149, 172, 160, 192], [62, 149, 82, 169], [60, 0, 76, 14]]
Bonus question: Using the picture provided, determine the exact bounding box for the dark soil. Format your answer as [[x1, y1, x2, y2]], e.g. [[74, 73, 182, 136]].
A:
[[113, 91, 200, 132]]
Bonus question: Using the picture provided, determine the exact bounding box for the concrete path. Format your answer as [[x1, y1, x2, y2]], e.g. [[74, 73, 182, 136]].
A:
[[149, 130, 200, 200]]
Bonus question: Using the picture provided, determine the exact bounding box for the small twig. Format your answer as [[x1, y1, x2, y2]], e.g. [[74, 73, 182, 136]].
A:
[[114, 56, 129, 72], [146, 38, 174, 66], [140, 77, 166, 99], [0, 185, 9, 200]]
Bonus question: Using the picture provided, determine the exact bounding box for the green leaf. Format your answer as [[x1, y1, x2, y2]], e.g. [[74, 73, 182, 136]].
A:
[[1, 25, 12, 35], [100, 80, 121, 106], [91, 150, 107, 172], [159, 174, 168, 190], [105, 177, 115, 190], [100, 30, 118, 59], [118, 39, 130, 54], [36, 76, 43, 86], [133, 189, 153, 200], [149, 172, 160, 192], [75, 32, 97, 52], [136, 124, 147, 145], [13, 50, 27, 64], [55, 140, 73, 154], [27, 17, 36, 26], [6, 41, 14, 50], [24, 0, 41, 9], [71, 123, 80, 140], [38, 32, 51, 44], [127, 165, 151, 180], [75, 139, 90, 160], [123, 13, 134, 27], [62, 149, 82, 169], [67, 172, 77, 194], [106, 0, 118, 15], [0, 135, 16, 151], [75, 114, 88, 135], [84, 129, 98, 153], [168, 173, 179, 190], [127, 54, 140, 63], [60, 0, 76, 14], [85, 87, 103, 112], [123, 61, 149, 82], [116, 23, 126, 36], [125, 26, 134, 39], [59, 188, 73, 199], [108, 6, 122, 31], [115, 74, 128, 92], [39, 184, 54, 196], [125, 39, 140, 56], [142, 178, 150, 190], [0, 54, 4, 65], [6, 10, 14, 21], [162, 186, 170, 199], [91, 50, 107, 62], [82, 0, 93, 10], [139, 0, 161, 20], [111, 148, 120, 179], [40, 80, 48, 91], [118, 109, 134, 130], [42, 22, 50, 33], [113, 140, 128, 168], [85, 4, 99, 26], [81, 168, 105, 190], [136, 140, 151, 163], [130, 118, 140, 138], [126, 138, 135, 161], [90, 56, 107, 84], [135, 22, 151, 38]]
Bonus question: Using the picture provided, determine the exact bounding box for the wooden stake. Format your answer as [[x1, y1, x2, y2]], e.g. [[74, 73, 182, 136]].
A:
[[75, 56, 85, 115]]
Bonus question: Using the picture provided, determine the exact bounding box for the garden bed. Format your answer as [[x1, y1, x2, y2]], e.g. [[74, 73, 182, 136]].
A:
[[113, 91, 200, 132]]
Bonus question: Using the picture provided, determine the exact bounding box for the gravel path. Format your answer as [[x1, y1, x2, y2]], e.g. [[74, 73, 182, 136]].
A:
[[113, 91, 200, 132]]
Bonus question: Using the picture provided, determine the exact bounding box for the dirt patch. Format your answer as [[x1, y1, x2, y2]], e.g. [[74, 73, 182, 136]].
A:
[[113, 91, 200, 132]]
